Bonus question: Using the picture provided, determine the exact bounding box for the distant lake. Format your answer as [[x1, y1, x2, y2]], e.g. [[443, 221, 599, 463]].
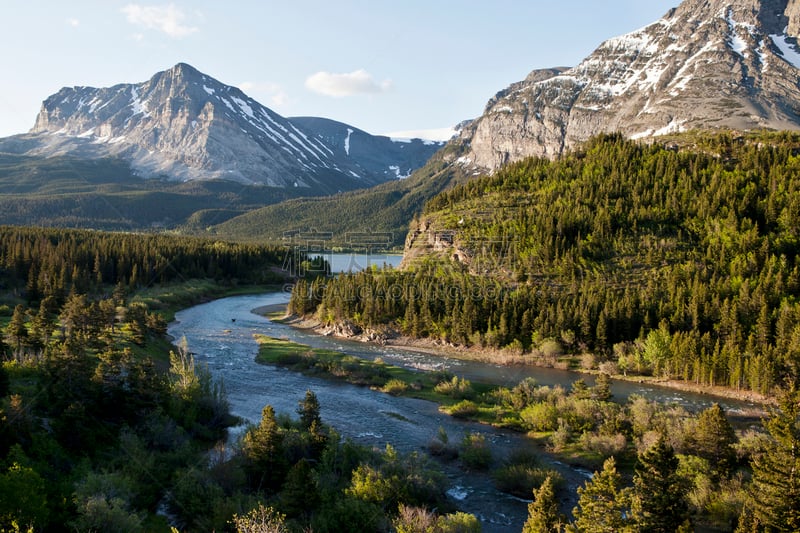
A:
[[326, 252, 403, 273]]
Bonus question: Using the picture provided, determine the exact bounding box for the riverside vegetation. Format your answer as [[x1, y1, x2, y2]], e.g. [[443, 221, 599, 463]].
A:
[[255, 334, 799, 531]]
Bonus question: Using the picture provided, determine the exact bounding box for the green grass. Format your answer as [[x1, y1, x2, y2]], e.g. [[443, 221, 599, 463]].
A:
[[256, 335, 407, 389], [255, 336, 498, 416], [131, 280, 282, 322]]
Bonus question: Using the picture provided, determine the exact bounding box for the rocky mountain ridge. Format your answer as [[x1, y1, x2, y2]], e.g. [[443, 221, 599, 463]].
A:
[[456, 0, 800, 170], [14, 63, 442, 191], [288, 116, 442, 181]]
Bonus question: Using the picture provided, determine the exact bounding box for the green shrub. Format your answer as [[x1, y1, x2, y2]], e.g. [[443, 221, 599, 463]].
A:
[[230, 504, 287, 533], [520, 402, 559, 432], [443, 400, 479, 418], [491, 447, 564, 498], [460, 433, 491, 471], [382, 379, 409, 395], [434, 376, 474, 399], [577, 431, 627, 457], [549, 421, 572, 452], [493, 464, 564, 498], [311, 496, 384, 533], [393, 504, 436, 533], [509, 377, 539, 409], [393, 505, 481, 533], [428, 427, 458, 460], [437, 511, 482, 532]]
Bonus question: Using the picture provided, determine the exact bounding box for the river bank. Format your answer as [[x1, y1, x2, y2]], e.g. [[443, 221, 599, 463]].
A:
[[171, 293, 547, 530], [255, 304, 771, 415]]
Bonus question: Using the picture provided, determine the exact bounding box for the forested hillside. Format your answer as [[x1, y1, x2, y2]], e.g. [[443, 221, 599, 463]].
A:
[[210, 144, 469, 245], [0, 226, 288, 301], [292, 132, 800, 396], [0, 228, 287, 530], [0, 153, 310, 231]]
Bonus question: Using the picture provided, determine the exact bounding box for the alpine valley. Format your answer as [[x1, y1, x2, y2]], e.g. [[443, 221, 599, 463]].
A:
[[5, 0, 800, 238], [5, 1, 800, 531]]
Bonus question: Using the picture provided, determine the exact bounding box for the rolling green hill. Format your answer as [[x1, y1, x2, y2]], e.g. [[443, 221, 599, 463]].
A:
[[207, 143, 470, 246], [0, 144, 465, 242], [0, 153, 313, 230]]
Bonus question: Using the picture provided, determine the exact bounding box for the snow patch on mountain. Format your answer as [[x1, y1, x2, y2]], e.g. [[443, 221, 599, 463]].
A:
[[770, 28, 800, 68], [726, 8, 755, 57], [344, 128, 353, 156], [389, 165, 411, 179], [129, 87, 149, 117], [23, 63, 443, 191]]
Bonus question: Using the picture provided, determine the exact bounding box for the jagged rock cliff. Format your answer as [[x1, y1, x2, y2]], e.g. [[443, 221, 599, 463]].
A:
[[456, 0, 800, 171]]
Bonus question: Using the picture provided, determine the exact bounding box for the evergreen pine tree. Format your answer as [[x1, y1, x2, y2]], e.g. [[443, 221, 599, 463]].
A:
[[569, 457, 629, 532], [522, 476, 564, 533], [690, 403, 737, 478], [631, 435, 690, 533], [592, 373, 612, 401], [241, 405, 287, 491], [739, 387, 800, 532], [297, 389, 322, 430], [279, 458, 319, 519], [6, 304, 28, 355]]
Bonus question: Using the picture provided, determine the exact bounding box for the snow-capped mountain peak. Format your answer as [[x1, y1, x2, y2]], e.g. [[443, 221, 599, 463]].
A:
[[27, 63, 441, 190], [459, 0, 800, 170]]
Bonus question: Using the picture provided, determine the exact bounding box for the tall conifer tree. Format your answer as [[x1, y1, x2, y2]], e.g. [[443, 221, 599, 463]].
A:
[[631, 435, 690, 533], [738, 387, 800, 532]]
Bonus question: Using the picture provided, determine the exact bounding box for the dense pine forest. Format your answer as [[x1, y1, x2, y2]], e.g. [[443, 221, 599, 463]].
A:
[[291, 132, 800, 397], [2, 132, 800, 531], [0, 228, 280, 530], [0, 226, 287, 301]]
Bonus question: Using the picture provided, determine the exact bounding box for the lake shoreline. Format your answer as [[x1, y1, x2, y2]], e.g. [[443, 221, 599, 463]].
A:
[[252, 303, 772, 414]]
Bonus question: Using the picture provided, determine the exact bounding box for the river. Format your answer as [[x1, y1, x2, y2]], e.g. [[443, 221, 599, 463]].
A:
[[168, 287, 762, 532]]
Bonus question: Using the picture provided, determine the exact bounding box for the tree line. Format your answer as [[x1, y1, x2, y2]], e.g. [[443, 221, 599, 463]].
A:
[[292, 132, 800, 395], [0, 226, 287, 306]]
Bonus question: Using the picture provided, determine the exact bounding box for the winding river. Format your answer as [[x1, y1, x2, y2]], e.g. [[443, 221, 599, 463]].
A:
[[168, 288, 763, 532]]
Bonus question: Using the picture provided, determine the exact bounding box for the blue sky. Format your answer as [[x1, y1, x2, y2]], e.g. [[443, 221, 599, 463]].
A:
[[1, 1, 677, 140]]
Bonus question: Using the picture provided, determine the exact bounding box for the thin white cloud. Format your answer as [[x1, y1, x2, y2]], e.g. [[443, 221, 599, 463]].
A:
[[239, 81, 289, 107], [66, 18, 80, 27], [305, 69, 391, 97], [122, 3, 198, 38]]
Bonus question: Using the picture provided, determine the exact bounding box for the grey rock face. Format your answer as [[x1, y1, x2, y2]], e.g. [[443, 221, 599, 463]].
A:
[[457, 0, 800, 171], [26, 63, 442, 190], [288, 116, 445, 181]]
